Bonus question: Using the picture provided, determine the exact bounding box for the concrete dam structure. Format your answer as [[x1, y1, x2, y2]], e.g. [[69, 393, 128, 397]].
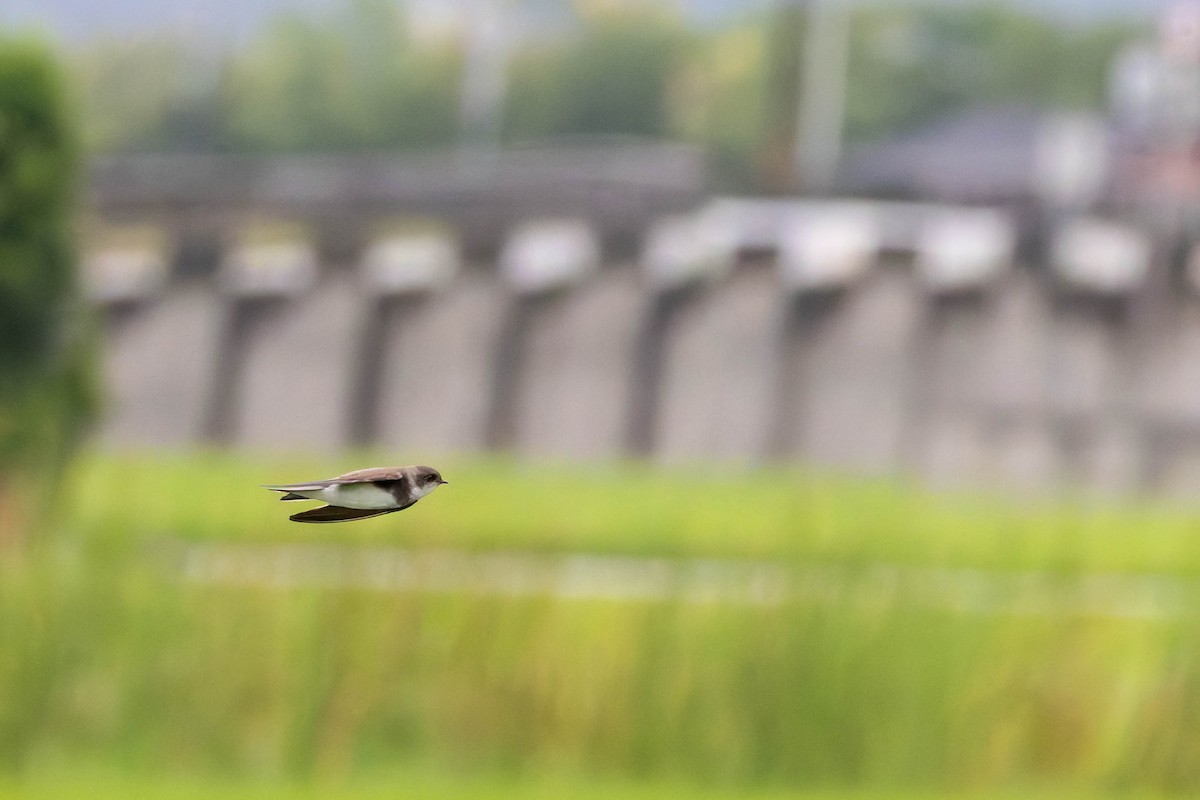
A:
[[84, 150, 1200, 496]]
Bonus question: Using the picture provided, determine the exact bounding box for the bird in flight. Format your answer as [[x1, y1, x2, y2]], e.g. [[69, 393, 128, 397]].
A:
[[262, 465, 448, 523]]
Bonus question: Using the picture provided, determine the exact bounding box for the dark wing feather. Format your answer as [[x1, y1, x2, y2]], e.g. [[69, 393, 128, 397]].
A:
[[289, 505, 403, 524]]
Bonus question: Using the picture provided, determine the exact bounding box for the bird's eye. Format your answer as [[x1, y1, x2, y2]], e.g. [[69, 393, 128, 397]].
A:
[[428, 474, 440, 483]]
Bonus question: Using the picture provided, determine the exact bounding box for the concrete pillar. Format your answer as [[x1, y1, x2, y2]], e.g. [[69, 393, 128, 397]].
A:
[[206, 236, 364, 452], [85, 232, 221, 448], [373, 269, 508, 456], [908, 208, 1014, 488], [97, 286, 223, 447], [485, 219, 602, 453], [1136, 295, 1200, 496], [911, 294, 998, 489], [785, 263, 924, 473], [349, 231, 462, 450], [510, 268, 644, 460], [628, 212, 737, 457], [772, 203, 923, 473], [654, 259, 782, 464], [1046, 218, 1150, 492], [976, 269, 1058, 491], [230, 276, 362, 452]]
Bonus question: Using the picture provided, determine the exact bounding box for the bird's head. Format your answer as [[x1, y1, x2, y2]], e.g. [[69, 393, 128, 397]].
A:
[[410, 465, 448, 497]]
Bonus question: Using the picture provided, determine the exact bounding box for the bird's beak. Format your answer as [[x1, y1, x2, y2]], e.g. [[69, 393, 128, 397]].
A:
[[439, 480, 449, 485]]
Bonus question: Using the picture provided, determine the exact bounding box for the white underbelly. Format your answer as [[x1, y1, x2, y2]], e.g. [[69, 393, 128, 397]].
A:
[[306, 483, 398, 509]]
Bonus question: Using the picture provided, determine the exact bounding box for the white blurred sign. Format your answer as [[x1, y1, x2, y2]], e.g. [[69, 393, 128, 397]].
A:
[[697, 198, 789, 254], [778, 205, 879, 290], [220, 241, 317, 297], [362, 234, 459, 295], [500, 219, 599, 294], [916, 209, 1014, 293], [84, 246, 168, 304], [1051, 218, 1151, 295], [641, 213, 733, 291]]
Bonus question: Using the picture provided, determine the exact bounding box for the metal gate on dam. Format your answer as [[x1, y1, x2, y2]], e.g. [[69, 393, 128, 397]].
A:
[[82, 146, 1200, 496]]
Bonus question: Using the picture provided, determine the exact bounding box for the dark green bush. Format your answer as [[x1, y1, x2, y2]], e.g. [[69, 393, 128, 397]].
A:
[[0, 38, 93, 540]]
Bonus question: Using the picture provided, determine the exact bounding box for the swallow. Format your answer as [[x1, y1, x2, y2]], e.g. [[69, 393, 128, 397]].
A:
[[262, 465, 447, 523]]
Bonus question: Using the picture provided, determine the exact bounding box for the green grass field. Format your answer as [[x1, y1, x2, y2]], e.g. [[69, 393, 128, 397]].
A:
[[0, 773, 1170, 800], [60, 450, 1200, 572], [4, 451, 1200, 798]]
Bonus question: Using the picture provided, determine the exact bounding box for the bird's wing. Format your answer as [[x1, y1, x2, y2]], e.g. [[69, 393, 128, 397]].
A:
[[289, 505, 404, 524], [261, 481, 333, 492], [329, 466, 407, 484], [263, 466, 406, 492]]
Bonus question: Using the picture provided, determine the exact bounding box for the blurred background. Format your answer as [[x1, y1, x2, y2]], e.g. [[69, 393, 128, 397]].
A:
[[4, 0, 1200, 798]]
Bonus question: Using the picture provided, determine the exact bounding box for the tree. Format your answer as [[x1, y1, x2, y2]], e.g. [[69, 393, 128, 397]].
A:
[[843, 6, 1142, 143], [74, 37, 221, 152], [0, 39, 93, 543], [503, 10, 688, 142], [667, 22, 769, 191], [222, 0, 461, 151]]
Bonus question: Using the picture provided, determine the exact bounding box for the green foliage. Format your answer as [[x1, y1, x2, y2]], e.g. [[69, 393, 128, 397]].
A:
[[0, 773, 1131, 800], [667, 23, 768, 190], [223, 0, 461, 152], [75, 38, 221, 152], [0, 39, 92, 500], [64, 452, 1200, 575], [69, 4, 1142, 189], [4, 453, 1200, 795], [844, 7, 1140, 141], [504, 12, 689, 141]]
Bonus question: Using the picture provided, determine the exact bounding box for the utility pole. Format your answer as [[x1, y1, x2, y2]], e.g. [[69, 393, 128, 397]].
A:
[[458, 0, 512, 152], [795, 0, 851, 194]]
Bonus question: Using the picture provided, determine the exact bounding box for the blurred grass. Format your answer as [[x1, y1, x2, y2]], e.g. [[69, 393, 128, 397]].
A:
[[4, 451, 1200, 796], [0, 772, 1172, 800], [63, 450, 1200, 572]]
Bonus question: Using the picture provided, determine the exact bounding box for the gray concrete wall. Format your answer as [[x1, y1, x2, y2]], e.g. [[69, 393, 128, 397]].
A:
[[909, 293, 996, 489], [224, 274, 363, 452], [373, 271, 510, 457], [654, 262, 782, 464], [975, 270, 1060, 491], [509, 268, 645, 460], [1135, 294, 1200, 495], [780, 263, 924, 474], [98, 285, 222, 447], [1045, 297, 1138, 492], [89, 198, 1200, 499]]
